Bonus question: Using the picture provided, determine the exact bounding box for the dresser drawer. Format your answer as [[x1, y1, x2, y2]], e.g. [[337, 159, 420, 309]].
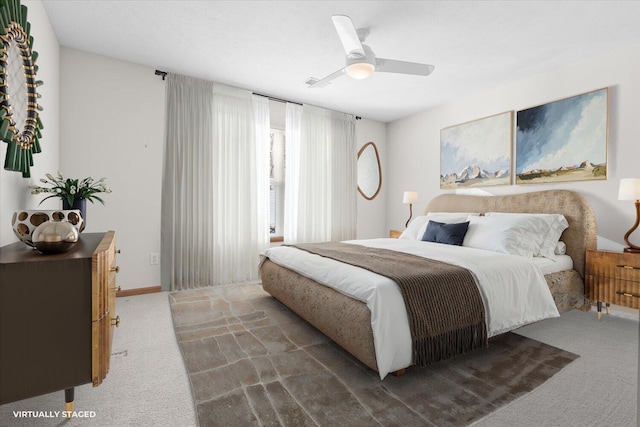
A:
[[585, 250, 640, 282], [91, 231, 117, 387], [585, 275, 640, 309]]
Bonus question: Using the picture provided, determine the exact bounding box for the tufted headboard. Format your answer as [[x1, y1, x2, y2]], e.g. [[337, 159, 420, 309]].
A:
[[424, 190, 597, 278]]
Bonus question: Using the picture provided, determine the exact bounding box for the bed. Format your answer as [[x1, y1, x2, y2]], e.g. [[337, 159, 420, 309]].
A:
[[259, 190, 597, 378]]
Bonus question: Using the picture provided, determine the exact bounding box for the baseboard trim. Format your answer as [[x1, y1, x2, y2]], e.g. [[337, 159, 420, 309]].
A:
[[117, 286, 162, 298]]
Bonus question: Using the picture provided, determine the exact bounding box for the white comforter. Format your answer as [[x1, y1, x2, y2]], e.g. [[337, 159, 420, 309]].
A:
[[262, 238, 560, 379]]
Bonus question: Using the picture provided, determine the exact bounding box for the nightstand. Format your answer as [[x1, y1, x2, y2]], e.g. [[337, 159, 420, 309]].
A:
[[389, 229, 403, 238], [585, 249, 640, 319]]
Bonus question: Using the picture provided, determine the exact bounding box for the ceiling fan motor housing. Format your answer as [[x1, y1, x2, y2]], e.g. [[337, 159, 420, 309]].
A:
[[345, 45, 376, 79]]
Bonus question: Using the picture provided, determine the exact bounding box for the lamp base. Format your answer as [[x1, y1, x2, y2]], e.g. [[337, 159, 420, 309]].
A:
[[623, 247, 640, 254], [405, 203, 413, 229]]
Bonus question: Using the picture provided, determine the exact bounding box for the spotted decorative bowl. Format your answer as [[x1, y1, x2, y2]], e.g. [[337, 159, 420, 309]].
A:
[[11, 209, 84, 248]]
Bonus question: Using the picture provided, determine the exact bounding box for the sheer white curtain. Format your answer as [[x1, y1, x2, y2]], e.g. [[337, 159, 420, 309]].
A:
[[161, 73, 270, 291], [284, 103, 357, 243]]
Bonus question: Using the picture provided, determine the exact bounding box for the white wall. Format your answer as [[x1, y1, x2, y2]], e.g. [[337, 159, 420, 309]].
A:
[[0, 0, 59, 246], [59, 47, 165, 290], [387, 42, 640, 248]]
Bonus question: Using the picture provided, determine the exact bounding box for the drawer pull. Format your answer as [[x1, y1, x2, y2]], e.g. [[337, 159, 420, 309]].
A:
[[616, 264, 640, 270], [110, 266, 120, 273], [116, 249, 121, 254], [616, 291, 640, 299], [112, 285, 122, 292], [111, 316, 120, 327]]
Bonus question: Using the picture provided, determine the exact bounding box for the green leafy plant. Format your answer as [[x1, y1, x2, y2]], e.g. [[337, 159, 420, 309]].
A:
[[29, 172, 112, 206]]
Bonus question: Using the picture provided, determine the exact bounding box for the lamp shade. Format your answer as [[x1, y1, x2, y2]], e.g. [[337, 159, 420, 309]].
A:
[[618, 178, 640, 200], [403, 191, 418, 204]]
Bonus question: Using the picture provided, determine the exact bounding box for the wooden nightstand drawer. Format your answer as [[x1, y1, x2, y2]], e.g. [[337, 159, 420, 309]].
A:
[[585, 250, 640, 282], [585, 275, 640, 309], [389, 229, 403, 238], [585, 250, 640, 317]]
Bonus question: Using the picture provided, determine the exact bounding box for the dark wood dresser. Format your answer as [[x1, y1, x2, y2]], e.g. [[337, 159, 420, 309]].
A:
[[0, 231, 119, 411]]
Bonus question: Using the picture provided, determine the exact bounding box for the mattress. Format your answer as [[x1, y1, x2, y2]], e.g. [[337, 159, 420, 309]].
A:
[[533, 254, 573, 275], [262, 238, 561, 378]]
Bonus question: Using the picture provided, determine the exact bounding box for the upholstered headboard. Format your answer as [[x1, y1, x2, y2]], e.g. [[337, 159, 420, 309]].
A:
[[425, 190, 597, 278]]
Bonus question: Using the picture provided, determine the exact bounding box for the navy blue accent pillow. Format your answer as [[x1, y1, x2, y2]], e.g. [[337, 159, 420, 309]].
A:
[[421, 220, 470, 246]]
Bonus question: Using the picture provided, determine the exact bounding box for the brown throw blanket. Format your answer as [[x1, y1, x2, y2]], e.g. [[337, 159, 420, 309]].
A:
[[289, 242, 488, 366]]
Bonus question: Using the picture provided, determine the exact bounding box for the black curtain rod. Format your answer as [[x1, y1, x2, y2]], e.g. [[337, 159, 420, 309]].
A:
[[253, 92, 302, 106], [253, 92, 361, 119], [154, 69, 360, 120]]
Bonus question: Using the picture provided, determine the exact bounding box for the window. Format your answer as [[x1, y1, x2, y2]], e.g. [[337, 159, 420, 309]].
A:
[[269, 129, 285, 241]]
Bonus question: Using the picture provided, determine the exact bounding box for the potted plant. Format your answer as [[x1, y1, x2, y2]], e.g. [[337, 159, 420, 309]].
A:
[[29, 172, 112, 222]]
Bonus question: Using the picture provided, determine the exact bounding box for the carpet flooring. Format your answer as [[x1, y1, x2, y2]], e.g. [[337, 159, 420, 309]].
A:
[[0, 291, 195, 427], [169, 284, 579, 427]]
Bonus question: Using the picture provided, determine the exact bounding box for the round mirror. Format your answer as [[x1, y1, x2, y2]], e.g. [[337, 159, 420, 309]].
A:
[[357, 141, 382, 200]]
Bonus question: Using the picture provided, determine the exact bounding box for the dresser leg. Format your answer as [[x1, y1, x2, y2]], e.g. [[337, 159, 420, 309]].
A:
[[597, 301, 602, 320], [64, 387, 74, 416]]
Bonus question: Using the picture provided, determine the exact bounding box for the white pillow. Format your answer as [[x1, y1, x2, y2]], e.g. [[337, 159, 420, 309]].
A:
[[485, 212, 568, 258], [462, 215, 545, 257], [555, 241, 567, 255], [399, 212, 479, 240], [399, 216, 429, 240]]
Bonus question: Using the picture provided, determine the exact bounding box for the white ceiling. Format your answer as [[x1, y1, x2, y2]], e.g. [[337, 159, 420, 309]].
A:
[[42, 1, 640, 123]]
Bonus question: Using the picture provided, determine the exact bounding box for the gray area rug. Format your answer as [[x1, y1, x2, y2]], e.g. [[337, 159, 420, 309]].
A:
[[169, 284, 579, 427]]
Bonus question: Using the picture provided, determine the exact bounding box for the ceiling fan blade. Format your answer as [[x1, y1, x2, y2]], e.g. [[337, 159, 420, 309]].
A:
[[306, 68, 346, 88], [375, 58, 435, 76], [331, 15, 365, 57]]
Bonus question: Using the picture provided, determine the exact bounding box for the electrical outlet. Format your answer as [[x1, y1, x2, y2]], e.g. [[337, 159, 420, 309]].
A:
[[150, 253, 159, 265]]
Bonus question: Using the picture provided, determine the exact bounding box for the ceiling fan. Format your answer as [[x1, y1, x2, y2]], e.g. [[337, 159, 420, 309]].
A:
[[306, 15, 435, 88]]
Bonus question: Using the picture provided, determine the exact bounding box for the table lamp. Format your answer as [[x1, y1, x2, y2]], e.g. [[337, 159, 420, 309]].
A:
[[403, 191, 418, 228], [618, 178, 640, 253]]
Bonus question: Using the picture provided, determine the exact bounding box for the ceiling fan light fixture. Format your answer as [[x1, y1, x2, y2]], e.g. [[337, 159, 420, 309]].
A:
[[345, 62, 375, 79]]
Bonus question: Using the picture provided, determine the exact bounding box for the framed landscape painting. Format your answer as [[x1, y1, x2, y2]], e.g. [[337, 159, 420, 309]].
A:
[[440, 111, 512, 189], [516, 88, 608, 184]]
